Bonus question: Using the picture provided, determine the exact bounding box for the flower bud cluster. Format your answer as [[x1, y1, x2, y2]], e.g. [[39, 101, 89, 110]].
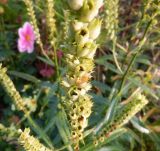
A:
[[104, 0, 119, 40], [63, 0, 103, 148], [0, 123, 19, 140], [18, 128, 52, 151], [94, 93, 148, 146], [46, 0, 56, 46], [0, 64, 28, 113]]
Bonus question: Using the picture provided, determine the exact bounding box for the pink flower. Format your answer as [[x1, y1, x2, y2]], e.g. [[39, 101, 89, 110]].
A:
[[57, 50, 63, 60], [40, 67, 55, 78], [18, 22, 35, 53], [36, 62, 55, 78]]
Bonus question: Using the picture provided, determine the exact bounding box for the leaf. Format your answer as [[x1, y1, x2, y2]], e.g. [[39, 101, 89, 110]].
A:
[[0, 50, 15, 61], [131, 117, 150, 134], [37, 56, 55, 67], [128, 77, 159, 100], [8, 70, 40, 84], [136, 54, 151, 65], [92, 80, 111, 93], [56, 111, 73, 151]]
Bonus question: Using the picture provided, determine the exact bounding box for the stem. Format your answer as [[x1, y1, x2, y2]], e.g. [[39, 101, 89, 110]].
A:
[[112, 38, 123, 73], [53, 43, 60, 81], [39, 43, 55, 67], [118, 19, 152, 94]]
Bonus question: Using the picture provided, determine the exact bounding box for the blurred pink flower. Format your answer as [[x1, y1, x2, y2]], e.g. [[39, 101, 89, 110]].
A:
[[36, 62, 55, 78], [18, 22, 35, 53], [57, 50, 63, 59], [40, 67, 54, 78]]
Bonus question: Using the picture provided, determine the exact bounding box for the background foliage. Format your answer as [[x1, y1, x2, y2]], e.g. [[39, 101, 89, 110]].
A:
[[0, 0, 160, 151]]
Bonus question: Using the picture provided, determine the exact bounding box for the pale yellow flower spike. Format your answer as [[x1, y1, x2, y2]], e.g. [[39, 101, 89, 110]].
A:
[[18, 128, 53, 151], [46, 0, 56, 47], [63, 0, 103, 150], [94, 93, 148, 146], [0, 64, 28, 113]]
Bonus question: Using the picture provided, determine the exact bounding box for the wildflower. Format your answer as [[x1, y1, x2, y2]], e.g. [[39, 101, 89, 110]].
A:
[[36, 62, 54, 78], [18, 22, 35, 53], [57, 50, 63, 60], [40, 67, 54, 78]]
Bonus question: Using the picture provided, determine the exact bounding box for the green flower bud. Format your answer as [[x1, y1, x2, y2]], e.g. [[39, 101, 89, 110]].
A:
[[80, 58, 95, 72], [88, 18, 102, 40], [67, 0, 84, 10], [77, 41, 97, 59], [84, 109, 92, 118], [99, 135, 105, 142], [71, 121, 78, 128], [78, 133, 83, 139], [70, 112, 78, 120], [76, 27, 89, 47], [93, 140, 98, 146], [81, 0, 99, 22], [71, 131, 77, 139], [72, 20, 88, 31]]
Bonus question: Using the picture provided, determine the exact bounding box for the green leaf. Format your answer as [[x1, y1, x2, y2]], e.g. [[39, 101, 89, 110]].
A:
[[37, 56, 55, 67], [92, 80, 111, 93], [8, 71, 40, 84], [56, 111, 73, 151]]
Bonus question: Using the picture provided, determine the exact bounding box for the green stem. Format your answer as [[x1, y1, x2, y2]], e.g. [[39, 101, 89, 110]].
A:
[[39, 44, 55, 67], [112, 38, 123, 73], [118, 19, 152, 94]]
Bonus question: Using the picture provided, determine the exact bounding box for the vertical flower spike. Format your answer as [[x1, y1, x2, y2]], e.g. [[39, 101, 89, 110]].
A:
[[18, 128, 52, 151], [23, 0, 44, 50], [46, 0, 56, 47], [0, 64, 28, 113], [94, 93, 148, 146], [104, 0, 119, 40], [62, 0, 103, 149]]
